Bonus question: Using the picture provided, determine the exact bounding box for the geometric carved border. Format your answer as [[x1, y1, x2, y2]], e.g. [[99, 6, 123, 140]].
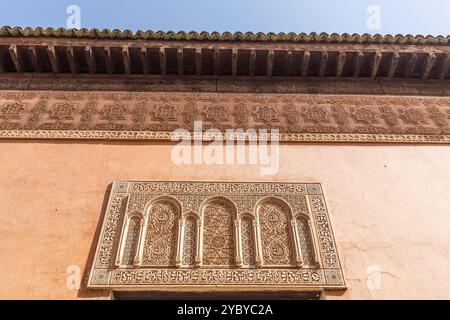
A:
[[1, 130, 450, 143], [1, 91, 450, 144], [88, 181, 346, 290]]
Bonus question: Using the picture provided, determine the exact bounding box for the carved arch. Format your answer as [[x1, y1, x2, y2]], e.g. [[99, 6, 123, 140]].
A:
[[141, 196, 182, 266], [239, 213, 257, 267], [183, 211, 200, 220], [181, 212, 200, 267], [200, 196, 239, 266], [256, 197, 297, 267], [294, 213, 319, 267], [117, 211, 144, 267], [143, 195, 183, 215]]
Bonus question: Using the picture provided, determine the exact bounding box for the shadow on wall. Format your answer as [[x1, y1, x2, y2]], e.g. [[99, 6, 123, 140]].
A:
[[77, 183, 112, 299]]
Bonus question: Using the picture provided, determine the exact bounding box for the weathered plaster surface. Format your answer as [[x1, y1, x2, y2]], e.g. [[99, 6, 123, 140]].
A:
[[0, 142, 449, 299]]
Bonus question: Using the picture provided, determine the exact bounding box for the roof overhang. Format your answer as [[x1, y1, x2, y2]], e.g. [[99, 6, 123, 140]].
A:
[[1, 27, 450, 80]]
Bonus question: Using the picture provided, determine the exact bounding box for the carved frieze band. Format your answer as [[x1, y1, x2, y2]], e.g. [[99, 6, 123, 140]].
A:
[[1, 91, 450, 143], [88, 181, 345, 290]]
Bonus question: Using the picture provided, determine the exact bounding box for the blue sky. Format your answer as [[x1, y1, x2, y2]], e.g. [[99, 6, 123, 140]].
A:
[[1, 0, 450, 35]]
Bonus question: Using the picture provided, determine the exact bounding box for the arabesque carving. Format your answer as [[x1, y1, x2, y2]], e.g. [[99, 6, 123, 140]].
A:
[[142, 200, 180, 266], [258, 199, 295, 266], [1, 91, 450, 143], [88, 181, 345, 290], [202, 199, 236, 266]]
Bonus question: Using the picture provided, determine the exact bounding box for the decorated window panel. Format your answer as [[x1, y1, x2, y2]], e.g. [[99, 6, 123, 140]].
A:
[[181, 215, 198, 267], [257, 198, 296, 267], [141, 198, 181, 267], [119, 214, 142, 267], [240, 216, 256, 267], [201, 198, 236, 267], [296, 215, 318, 267], [88, 181, 346, 291]]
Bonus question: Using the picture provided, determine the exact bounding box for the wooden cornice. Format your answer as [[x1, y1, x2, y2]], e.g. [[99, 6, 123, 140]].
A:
[[0, 27, 450, 79]]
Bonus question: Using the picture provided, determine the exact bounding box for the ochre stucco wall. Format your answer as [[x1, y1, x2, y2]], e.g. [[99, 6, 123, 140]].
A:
[[0, 141, 449, 299]]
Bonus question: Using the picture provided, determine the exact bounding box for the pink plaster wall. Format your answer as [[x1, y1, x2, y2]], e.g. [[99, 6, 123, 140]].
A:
[[0, 141, 449, 299]]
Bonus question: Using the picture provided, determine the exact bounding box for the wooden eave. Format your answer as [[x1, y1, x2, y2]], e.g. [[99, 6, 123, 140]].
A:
[[1, 27, 450, 79]]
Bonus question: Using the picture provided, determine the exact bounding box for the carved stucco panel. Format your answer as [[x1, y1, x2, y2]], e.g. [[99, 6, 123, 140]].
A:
[[202, 199, 235, 266], [88, 181, 345, 290], [142, 201, 180, 266], [258, 199, 295, 266], [1, 91, 450, 143]]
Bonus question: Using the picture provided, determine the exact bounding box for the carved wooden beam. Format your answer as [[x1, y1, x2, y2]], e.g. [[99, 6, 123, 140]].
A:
[[285, 51, 293, 76], [231, 48, 238, 76], [422, 52, 436, 80], [140, 47, 149, 75], [9, 45, 22, 73], [404, 53, 418, 78], [301, 50, 310, 77], [371, 51, 382, 79], [319, 51, 328, 77], [388, 52, 400, 78], [65, 46, 77, 74], [195, 48, 202, 76], [1, 36, 444, 54], [336, 51, 347, 77], [122, 47, 131, 74], [104, 47, 113, 74], [353, 51, 364, 77], [267, 50, 274, 77], [28, 46, 41, 73], [249, 49, 256, 76], [85, 46, 96, 74], [159, 47, 167, 75], [440, 54, 450, 80], [177, 48, 183, 75], [213, 48, 220, 76], [47, 45, 59, 74], [2, 42, 444, 79]]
